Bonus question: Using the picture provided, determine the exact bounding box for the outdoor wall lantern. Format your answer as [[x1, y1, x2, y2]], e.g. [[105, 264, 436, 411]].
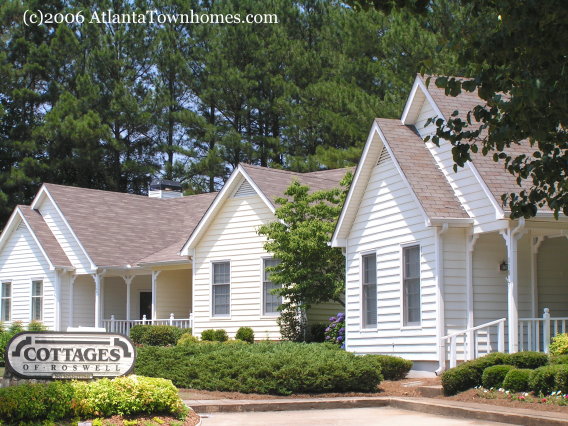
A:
[[499, 261, 508, 272]]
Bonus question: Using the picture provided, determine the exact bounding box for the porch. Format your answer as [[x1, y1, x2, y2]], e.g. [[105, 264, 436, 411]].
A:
[[66, 267, 193, 336], [441, 220, 568, 369]]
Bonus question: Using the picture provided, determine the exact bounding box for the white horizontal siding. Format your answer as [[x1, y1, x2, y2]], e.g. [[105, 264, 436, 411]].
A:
[[345, 149, 438, 363], [72, 275, 95, 327], [38, 197, 92, 273], [443, 228, 467, 335], [193, 195, 281, 339], [156, 269, 192, 319], [414, 98, 498, 230], [0, 223, 56, 329]]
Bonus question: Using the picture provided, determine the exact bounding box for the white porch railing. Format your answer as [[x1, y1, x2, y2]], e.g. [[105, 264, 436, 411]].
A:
[[102, 313, 193, 336], [519, 308, 568, 353], [441, 318, 506, 369]]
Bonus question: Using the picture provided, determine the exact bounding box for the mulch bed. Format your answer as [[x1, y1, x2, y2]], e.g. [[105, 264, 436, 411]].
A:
[[80, 410, 200, 426]]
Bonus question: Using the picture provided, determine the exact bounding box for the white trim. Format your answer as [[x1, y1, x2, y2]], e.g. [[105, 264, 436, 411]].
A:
[[151, 270, 161, 321], [0, 280, 12, 322], [210, 260, 231, 319], [30, 186, 97, 271], [332, 121, 381, 247], [260, 256, 281, 318], [400, 77, 422, 124], [181, 166, 275, 254], [400, 242, 422, 328]]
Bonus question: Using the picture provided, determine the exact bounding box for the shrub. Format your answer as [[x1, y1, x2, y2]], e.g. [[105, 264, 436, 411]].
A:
[[554, 367, 568, 394], [441, 352, 511, 395], [1, 321, 43, 367], [549, 333, 568, 356], [0, 376, 186, 423], [368, 355, 412, 381], [236, 327, 255, 343], [482, 365, 515, 389], [308, 323, 327, 343], [26, 320, 47, 331], [549, 354, 568, 365], [129, 325, 185, 346], [135, 341, 382, 395], [529, 364, 568, 395], [508, 351, 549, 369], [201, 329, 228, 342], [277, 306, 306, 342], [502, 368, 532, 392], [324, 313, 345, 348], [177, 332, 199, 345]]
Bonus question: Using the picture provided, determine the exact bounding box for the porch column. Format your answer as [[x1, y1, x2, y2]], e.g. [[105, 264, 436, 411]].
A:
[[530, 236, 545, 318], [122, 275, 134, 321], [93, 273, 104, 328], [502, 219, 527, 353], [68, 274, 77, 329], [151, 271, 161, 322], [54, 269, 62, 331], [465, 231, 479, 360]]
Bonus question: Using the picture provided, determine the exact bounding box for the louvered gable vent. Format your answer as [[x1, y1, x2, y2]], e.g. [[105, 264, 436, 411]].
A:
[[233, 180, 256, 198], [377, 147, 390, 166]]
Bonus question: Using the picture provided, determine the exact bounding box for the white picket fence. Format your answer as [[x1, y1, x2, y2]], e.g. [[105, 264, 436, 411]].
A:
[[519, 308, 568, 353], [102, 313, 193, 336]]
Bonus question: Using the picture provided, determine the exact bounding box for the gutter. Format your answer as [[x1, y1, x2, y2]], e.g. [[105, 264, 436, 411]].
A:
[[435, 223, 450, 376]]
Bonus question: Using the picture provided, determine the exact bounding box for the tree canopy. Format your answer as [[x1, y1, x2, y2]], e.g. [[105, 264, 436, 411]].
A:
[[0, 0, 469, 227], [417, 0, 568, 218]]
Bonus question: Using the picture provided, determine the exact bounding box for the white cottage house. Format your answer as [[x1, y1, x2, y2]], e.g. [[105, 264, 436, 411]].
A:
[[0, 166, 345, 339], [331, 75, 568, 374]]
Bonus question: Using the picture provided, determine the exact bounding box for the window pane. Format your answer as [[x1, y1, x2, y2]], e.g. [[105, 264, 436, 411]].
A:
[[263, 258, 280, 281], [364, 283, 377, 326], [213, 262, 230, 284], [213, 284, 230, 316], [32, 281, 42, 297], [32, 297, 42, 321], [1, 282, 10, 298], [263, 259, 282, 314], [404, 246, 420, 279], [363, 254, 376, 285]]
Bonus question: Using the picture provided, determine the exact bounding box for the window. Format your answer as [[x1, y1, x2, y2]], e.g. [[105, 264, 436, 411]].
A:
[[212, 262, 230, 316], [1, 282, 11, 322], [263, 258, 282, 315], [31, 280, 43, 321], [362, 254, 377, 328], [403, 245, 421, 325]]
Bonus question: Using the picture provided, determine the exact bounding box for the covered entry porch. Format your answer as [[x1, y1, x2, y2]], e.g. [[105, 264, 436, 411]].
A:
[[68, 266, 193, 336], [441, 218, 568, 367]]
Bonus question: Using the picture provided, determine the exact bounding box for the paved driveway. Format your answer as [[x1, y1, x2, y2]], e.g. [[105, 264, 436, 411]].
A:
[[200, 407, 508, 425]]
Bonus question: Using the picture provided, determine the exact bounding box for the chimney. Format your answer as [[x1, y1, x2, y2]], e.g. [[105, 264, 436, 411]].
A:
[[148, 179, 183, 199]]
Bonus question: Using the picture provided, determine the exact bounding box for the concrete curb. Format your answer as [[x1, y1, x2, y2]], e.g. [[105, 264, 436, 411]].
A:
[[185, 396, 568, 425]]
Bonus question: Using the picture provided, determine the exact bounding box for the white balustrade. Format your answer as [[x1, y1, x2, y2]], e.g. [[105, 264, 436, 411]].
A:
[[519, 308, 568, 353], [102, 313, 193, 336]]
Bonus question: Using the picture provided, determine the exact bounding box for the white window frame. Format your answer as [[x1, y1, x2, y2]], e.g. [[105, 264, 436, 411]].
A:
[[261, 257, 282, 317], [401, 243, 422, 328], [30, 279, 44, 322], [211, 261, 231, 318], [360, 251, 378, 330], [1, 281, 12, 322]]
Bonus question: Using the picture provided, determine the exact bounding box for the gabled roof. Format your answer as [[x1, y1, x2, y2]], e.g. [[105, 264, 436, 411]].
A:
[[332, 119, 470, 247], [412, 75, 536, 208], [39, 184, 216, 268], [181, 164, 351, 253], [18, 206, 73, 269], [375, 118, 469, 220]]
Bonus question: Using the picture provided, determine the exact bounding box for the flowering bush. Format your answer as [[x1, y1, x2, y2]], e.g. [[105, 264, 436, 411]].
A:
[[324, 313, 345, 348]]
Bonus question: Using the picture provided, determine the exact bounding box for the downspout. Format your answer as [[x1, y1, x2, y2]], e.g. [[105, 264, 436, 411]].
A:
[[435, 223, 449, 375]]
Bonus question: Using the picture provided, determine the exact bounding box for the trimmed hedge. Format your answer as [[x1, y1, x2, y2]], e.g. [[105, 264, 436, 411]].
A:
[[441, 352, 511, 396], [482, 365, 515, 389], [508, 351, 548, 369], [135, 342, 383, 395], [201, 329, 229, 342], [236, 327, 255, 343], [0, 376, 186, 423], [502, 368, 532, 392], [550, 354, 568, 365], [129, 325, 186, 346], [178, 332, 199, 345], [368, 355, 412, 380], [528, 364, 568, 395]]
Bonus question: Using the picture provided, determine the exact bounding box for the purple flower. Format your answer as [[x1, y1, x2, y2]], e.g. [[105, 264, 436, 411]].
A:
[[329, 316, 336, 322], [339, 327, 345, 334], [340, 343, 346, 350], [337, 312, 345, 319], [337, 336, 343, 342], [325, 327, 330, 332], [325, 336, 330, 340]]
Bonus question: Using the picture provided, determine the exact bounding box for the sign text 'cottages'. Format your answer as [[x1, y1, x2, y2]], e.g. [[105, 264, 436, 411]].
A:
[[5, 332, 136, 380]]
